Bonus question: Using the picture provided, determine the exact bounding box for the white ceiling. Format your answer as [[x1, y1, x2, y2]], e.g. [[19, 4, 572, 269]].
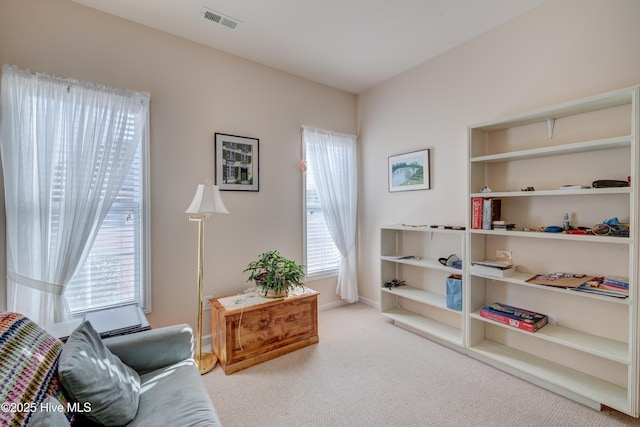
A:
[[72, 0, 546, 94]]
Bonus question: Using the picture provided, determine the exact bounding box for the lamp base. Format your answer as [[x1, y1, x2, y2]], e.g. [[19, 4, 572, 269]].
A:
[[196, 352, 218, 375]]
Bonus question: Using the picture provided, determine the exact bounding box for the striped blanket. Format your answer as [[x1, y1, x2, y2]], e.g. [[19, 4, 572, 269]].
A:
[[0, 312, 71, 426]]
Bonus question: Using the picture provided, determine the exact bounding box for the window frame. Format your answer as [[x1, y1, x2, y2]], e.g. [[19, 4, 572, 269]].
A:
[[140, 119, 151, 313]]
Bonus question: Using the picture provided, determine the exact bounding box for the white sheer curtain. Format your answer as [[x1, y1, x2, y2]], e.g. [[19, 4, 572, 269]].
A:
[[0, 64, 150, 325], [303, 126, 358, 303]]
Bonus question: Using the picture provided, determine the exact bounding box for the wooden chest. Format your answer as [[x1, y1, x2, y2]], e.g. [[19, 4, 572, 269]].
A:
[[209, 288, 319, 374]]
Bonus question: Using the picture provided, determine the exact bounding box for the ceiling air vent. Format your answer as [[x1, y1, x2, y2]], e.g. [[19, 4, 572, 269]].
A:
[[201, 7, 241, 31]]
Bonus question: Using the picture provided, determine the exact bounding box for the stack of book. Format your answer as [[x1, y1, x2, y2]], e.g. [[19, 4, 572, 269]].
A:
[[471, 197, 502, 230], [480, 302, 548, 332], [492, 220, 516, 231], [470, 260, 516, 278], [569, 277, 629, 299]]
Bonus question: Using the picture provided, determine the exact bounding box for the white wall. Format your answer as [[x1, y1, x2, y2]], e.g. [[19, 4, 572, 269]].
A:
[[2, 0, 639, 331], [356, 0, 640, 302], [0, 0, 356, 331]]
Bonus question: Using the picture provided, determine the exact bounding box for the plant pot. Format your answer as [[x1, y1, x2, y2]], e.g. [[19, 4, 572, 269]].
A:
[[259, 287, 287, 298], [255, 282, 287, 298]]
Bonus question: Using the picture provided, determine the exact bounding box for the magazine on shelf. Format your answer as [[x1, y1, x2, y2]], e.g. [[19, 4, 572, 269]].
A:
[[384, 254, 419, 260], [527, 273, 595, 288], [473, 260, 513, 268], [479, 302, 548, 332], [471, 260, 516, 278], [568, 276, 629, 298]]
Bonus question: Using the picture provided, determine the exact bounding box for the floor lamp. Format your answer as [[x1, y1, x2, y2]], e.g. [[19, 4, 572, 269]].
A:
[[186, 181, 229, 374]]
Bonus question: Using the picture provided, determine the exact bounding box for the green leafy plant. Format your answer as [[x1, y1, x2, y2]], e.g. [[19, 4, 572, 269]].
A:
[[243, 250, 305, 297]]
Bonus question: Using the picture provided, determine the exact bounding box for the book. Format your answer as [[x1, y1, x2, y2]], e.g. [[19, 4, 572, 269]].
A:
[[482, 199, 502, 230], [527, 273, 595, 288], [602, 277, 629, 289], [470, 262, 516, 278], [600, 281, 629, 292], [480, 302, 548, 332], [492, 220, 516, 230], [384, 254, 418, 260], [569, 282, 628, 298], [558, 185, 590, 190], [568, 276, 629, 298], [472, 260, 512, 268], [471, 197, 483, 229]]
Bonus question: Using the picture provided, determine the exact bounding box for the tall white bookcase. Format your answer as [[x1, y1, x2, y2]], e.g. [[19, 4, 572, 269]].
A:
[[466, 85, 639, 416], [380, 225, 465, 349]]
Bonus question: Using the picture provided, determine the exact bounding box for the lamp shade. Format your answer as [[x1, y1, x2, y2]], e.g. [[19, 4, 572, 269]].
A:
[[185, 183, 229, 215]]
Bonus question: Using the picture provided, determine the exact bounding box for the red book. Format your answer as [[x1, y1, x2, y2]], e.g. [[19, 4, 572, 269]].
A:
[[472, 197, 483, 229]]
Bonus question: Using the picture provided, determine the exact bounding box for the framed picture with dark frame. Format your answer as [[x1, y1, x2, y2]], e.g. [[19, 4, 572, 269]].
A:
[[215, 133, 259, 191], [388, 149, 430, 192]]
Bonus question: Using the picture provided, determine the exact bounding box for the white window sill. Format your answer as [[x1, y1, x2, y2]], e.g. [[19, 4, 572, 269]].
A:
[[305, 271, 338, 282]]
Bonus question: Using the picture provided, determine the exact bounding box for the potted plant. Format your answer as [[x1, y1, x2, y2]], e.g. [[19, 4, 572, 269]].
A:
[[243, 250, 305, 298]]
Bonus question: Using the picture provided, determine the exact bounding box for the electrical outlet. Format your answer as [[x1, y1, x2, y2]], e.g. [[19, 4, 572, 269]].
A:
[[204, 296, 213, 311]]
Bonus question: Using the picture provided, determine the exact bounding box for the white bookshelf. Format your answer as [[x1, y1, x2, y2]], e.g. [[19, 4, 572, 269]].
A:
[[380, 225, 465, 348], [466, 85, 640, 416]]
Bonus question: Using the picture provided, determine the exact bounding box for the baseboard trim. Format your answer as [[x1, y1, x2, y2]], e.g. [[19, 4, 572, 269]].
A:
[[319, 300, 347, 311], [320, 296, 380, 311], [357, 296, 380, 310]]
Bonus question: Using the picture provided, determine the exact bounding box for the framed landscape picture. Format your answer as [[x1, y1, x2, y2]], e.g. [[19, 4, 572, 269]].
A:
[[215, 133, 259, 191], [388, 149, 430, 192]]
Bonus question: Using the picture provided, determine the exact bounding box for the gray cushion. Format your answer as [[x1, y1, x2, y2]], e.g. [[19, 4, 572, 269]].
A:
[[27, 396, 71, 427], [127, 359, 221, 427], [58, 321, 141, 426]]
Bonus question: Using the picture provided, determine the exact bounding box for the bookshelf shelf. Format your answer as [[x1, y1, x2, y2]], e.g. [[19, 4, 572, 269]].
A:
[[469, 272, 631, 305], [469, 135, 631, 163], [466, 85, 639, 416], [469, 339, 629, 413], [470, 187, 631, 198], [469, 312, 629, 364], [381, 308, 463, 347], [468, 87, 633, 131], [382, 286, 451, 310], [468, 226, 632, 244], [381, 256, 461, 273]]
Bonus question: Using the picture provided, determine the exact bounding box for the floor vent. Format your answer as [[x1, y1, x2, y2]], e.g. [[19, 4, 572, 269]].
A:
[[201, 7, 241, 31]]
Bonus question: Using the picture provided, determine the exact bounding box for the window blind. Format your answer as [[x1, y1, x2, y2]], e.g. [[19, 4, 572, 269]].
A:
[[64, 121, 148, 314], [304, 158, 340, 276]]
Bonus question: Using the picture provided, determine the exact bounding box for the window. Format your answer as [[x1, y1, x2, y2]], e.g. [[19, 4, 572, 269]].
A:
[[302, 126, 357, 301], [303, 145, 341, 277], [1, 65, 150, 324], [65, 123, 150, 314]]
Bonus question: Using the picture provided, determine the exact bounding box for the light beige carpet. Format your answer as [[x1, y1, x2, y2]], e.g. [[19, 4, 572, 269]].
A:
[[203, 303, 640, 426]]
